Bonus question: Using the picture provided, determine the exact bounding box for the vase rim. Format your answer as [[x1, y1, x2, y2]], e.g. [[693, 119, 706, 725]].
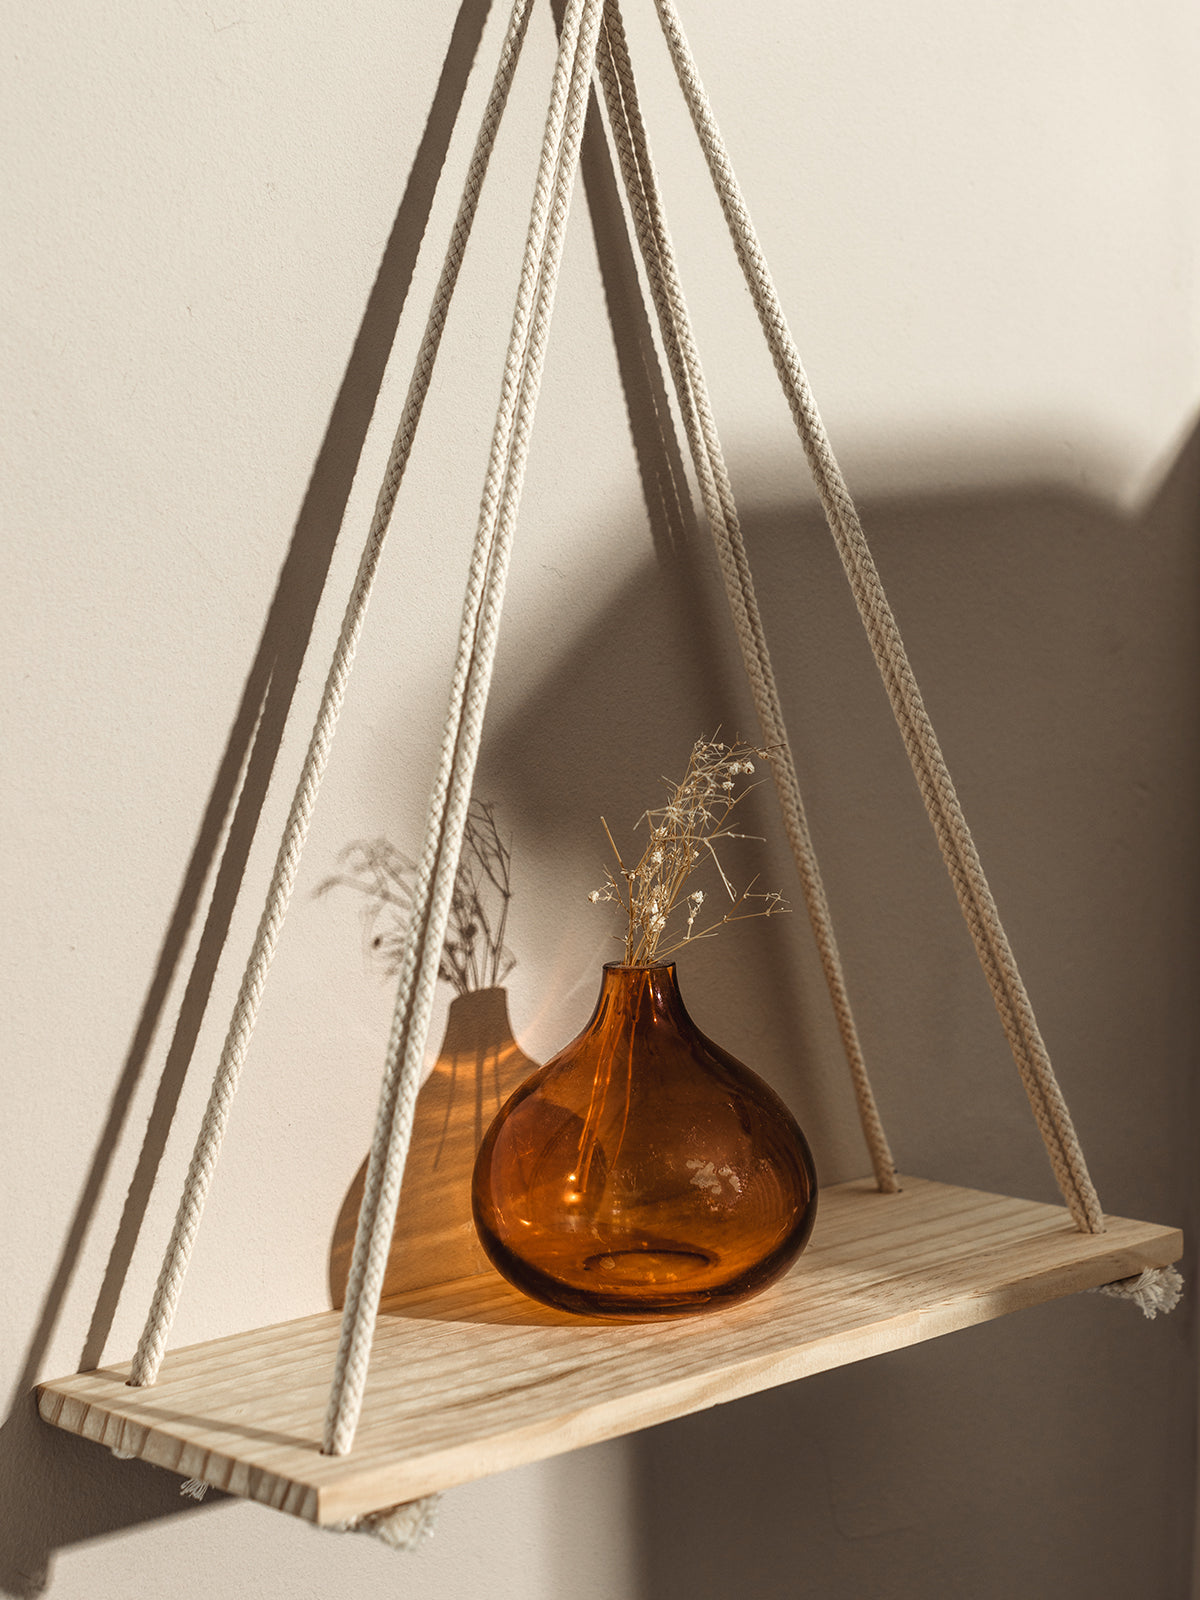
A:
[[601, 961, 677, 973]]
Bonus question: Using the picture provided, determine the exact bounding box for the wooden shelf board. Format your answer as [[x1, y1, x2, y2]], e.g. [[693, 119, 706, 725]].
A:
[[37, 1176, 1181, 1526]]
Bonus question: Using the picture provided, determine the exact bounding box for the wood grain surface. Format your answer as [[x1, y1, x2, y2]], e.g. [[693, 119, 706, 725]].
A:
[[38, 1176, 1182, 1526]]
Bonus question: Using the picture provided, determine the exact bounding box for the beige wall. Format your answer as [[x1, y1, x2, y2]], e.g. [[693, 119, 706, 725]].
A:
[[3, 2, 1198, 1596]]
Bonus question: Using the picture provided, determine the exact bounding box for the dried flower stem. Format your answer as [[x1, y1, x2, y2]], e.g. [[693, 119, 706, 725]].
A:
[[589, 737, 788, 965]]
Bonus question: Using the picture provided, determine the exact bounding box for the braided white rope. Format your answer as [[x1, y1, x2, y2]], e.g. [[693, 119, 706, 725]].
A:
[[132, 0, 1114, 1459], [652, 0, 1103, 1234], [323, 0, 605, 1456], [595, 0, 897, 1192], [128, 0, 537, 1390]]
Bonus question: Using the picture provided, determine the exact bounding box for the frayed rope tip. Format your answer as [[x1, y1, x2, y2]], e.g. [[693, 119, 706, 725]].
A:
[[328, 1492, 442, 1551], [1093, 1264, 1183, 1320]]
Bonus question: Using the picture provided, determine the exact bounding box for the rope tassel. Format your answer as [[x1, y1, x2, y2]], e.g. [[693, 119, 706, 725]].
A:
[[331, 1494, 443, 1550], [1095, 1266, 1184, 1320]]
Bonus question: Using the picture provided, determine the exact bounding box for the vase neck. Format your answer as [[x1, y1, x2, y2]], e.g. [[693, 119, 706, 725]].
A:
[[594, 963, 691, 1031]]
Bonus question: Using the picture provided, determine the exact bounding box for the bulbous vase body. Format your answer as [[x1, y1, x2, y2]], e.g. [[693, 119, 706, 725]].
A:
[[472, 963, 818, 1318]]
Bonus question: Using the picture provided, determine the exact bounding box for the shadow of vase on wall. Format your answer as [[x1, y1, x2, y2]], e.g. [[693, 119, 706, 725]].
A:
[[329, 986, 538, 1302]]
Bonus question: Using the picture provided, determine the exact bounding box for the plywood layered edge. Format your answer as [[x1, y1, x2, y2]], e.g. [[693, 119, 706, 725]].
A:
[[37, 1176, 1182, 1526]]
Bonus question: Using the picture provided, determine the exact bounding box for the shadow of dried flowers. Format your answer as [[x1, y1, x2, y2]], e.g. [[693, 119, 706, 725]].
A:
[[317, 798, 516, 997]]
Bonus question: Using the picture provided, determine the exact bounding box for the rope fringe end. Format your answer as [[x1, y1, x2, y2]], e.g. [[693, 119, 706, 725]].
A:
[[329, 1492, 442, 1550], [1094, 1265, 1183, 1320]]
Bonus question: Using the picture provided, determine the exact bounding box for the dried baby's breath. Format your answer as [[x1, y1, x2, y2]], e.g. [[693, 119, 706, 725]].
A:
[[589, 737, 789, 966]]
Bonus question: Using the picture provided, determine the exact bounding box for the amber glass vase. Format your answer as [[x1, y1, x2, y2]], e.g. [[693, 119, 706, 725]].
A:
[[471, 963, 817, 1318]]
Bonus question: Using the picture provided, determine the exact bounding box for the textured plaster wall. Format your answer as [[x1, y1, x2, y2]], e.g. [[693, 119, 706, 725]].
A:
[[2, 2, 1198, 1597]]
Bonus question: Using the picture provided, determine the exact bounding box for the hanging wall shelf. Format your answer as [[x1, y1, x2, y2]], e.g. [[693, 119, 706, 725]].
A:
[[38, 1178, 1181, 1526], [37, 0, 1182, 1537]]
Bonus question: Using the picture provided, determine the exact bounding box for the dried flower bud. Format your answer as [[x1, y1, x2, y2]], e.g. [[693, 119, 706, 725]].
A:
[[597, 736, 785, 964]]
